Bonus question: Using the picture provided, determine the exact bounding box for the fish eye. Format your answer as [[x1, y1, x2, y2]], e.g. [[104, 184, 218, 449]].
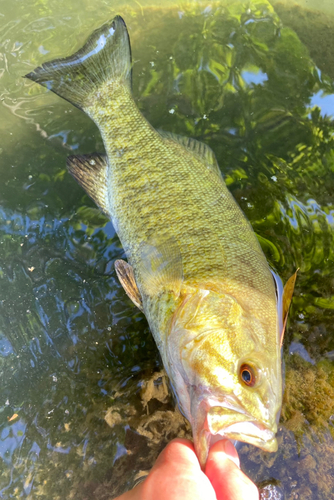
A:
[[239, 363, 257, 387]]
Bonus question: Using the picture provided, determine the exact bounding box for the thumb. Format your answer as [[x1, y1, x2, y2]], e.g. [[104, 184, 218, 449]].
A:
[[205, 440, 259, 500]]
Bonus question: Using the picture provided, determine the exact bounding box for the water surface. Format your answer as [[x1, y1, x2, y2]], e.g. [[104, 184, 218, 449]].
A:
[[1, 0, 334, 498]]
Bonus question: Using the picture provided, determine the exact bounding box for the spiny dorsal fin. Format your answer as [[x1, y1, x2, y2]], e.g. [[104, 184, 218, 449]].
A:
[[281, 269, 299, 347], [136, 237, 183, 299], [67, 153, 110, 216], [159, 130, 222, 178], [115, 259, 143, 311]]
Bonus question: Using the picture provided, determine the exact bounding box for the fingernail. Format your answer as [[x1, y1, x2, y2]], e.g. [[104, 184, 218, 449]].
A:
[[223, 440, 240, 469]]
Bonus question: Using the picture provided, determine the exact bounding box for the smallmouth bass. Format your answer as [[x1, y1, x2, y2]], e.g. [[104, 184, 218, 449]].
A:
[[25, 16, 296, 467]]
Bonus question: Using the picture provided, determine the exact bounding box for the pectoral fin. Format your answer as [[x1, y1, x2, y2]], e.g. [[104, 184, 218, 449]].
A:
[[281, 269, 298, 346], [136, 237, 183, 298], [115, 259, 143, 311]]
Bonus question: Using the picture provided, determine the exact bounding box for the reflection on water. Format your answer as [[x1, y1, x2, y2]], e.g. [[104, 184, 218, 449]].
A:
[[1, 0, 334, 498]]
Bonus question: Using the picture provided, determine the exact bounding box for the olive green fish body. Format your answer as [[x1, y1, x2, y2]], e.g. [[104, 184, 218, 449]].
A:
[[87, 81, 275, 293], [25, 16, 290, 467], [86, 82, 278, 355]]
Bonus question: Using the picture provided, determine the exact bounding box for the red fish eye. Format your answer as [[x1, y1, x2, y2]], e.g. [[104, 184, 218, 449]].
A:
[[240, 364, 256, 387]]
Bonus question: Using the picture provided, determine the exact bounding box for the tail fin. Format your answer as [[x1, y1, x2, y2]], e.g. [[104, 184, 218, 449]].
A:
[[25, 16, 131, 110]]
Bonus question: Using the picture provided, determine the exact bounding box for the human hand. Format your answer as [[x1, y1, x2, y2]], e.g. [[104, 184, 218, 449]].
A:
[[115, 438, 259, 500]]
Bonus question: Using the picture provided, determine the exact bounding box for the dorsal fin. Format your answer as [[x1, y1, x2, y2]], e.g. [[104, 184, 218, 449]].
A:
[[66, 153, 110, 216], [159, 130, 222, 179], [115, 259, 143, 311]]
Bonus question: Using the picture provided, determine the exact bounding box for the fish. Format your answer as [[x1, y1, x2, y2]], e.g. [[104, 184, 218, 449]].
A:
[[25, 16, 296, 467]]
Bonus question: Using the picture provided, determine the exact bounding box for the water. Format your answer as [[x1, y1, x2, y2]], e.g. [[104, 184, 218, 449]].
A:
[[1, 0, 334, 498]]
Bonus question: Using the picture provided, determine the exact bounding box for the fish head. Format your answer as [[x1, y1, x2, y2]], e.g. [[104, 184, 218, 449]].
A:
[[167, 285, 282, 467]]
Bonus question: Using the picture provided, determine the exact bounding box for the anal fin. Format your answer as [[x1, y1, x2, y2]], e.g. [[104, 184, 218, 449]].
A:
[[67, 153, 110, 216]]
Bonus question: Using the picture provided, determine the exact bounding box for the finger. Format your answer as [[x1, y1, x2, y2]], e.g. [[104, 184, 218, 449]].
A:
[[153, 438, 201, 471], [205, 440, 259, 500], [114, 439, 201, 500], [210, 438, 240, 468], [139, 438, 216, 500]]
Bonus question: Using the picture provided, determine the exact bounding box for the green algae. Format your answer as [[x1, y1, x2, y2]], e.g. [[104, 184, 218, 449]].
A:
[[282, 356, 334, 439]]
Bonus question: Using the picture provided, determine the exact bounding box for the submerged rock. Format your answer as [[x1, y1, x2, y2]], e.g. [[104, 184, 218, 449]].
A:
[[258, 479, 285, 500]]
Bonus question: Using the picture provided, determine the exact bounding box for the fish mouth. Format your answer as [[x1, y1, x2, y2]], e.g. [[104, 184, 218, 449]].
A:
[[209, 420, 277, 452], [193, 399, 279, 467], [203, 398, 279, 453]]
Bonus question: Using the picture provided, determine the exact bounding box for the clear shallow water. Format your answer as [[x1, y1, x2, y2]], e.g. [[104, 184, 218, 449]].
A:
[[1, 0, 334, 498]]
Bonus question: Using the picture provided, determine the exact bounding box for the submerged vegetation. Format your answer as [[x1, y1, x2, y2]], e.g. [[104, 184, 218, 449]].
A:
[[1, 0, 334, 498]]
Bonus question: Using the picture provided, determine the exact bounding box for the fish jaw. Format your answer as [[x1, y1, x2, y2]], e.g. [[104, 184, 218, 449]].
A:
[[191, 394, 279, 467]]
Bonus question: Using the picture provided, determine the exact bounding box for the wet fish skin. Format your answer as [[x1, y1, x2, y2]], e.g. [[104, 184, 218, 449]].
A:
[[25, 16, 285, 466]]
